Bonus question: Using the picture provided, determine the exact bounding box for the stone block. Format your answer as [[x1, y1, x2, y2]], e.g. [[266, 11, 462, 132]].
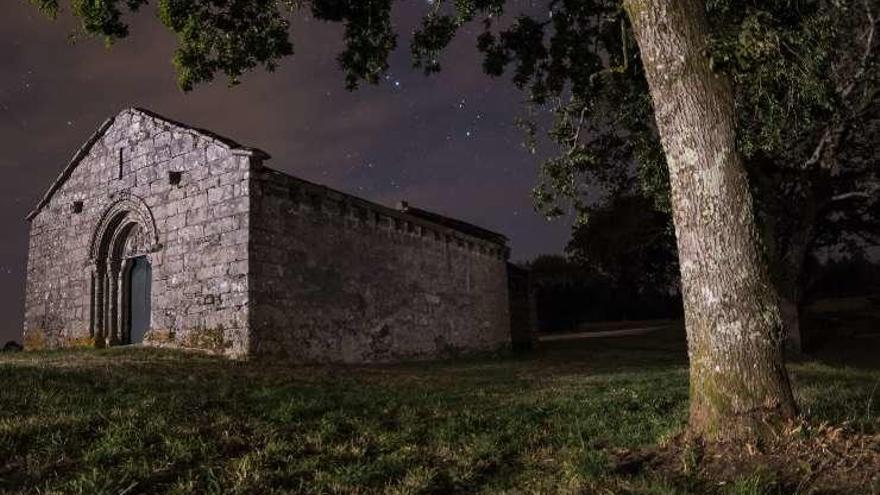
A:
[[207, 185, 233, 205]]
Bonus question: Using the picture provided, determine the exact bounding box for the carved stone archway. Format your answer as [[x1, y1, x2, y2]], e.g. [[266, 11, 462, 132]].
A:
[[88, 194, 161, 346]]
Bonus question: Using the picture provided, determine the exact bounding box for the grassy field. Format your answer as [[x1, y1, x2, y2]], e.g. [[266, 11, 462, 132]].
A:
[[1, 327, 878, 494]]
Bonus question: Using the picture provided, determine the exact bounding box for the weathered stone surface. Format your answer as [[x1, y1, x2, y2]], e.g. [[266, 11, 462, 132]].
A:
[[24, 108, 252, 357], [23, 108, 520, 362], [248, 170, 512, 363]]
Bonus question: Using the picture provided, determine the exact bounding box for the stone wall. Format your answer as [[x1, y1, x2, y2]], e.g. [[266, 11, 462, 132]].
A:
[[248, 167, 512, 363], [24, 108, 253, 356]]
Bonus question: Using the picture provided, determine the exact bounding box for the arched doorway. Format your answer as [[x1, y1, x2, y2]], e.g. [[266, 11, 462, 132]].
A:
[[127, 256, 152, 344], [89, 195, 160, 346]]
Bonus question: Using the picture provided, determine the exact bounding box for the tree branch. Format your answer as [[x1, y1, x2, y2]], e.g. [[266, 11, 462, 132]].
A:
[[829, 190, 877, 202], [567, 105, 588, 156], [841, 0, 877, 102], [803, 0, 877, 171]]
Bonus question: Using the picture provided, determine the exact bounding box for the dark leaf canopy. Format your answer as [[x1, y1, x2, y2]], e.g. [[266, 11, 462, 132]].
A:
[[35, 0, 879, 264]]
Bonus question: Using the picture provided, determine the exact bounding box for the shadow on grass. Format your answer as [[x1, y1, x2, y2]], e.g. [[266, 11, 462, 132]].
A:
[[0, 325, 877, 494]]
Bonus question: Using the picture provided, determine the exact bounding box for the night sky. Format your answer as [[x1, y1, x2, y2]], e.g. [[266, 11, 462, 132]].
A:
[[0, 2, 570, 344]]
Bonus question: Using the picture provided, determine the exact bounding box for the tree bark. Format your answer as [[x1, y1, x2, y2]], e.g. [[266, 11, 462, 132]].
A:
[[775, 217, 814, 355], [623, 0, 797, 439], [779, 296, 803, 353]]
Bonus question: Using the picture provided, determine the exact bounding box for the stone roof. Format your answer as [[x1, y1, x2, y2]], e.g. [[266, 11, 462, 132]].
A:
[[26, 107, 269, 221], [397, 202, 508, 245]]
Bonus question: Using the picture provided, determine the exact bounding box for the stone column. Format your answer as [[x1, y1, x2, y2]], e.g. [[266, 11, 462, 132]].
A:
[[89, 267, 96, 338], [118, 259, 131, 344], [108, 260, 120, 345], [105, 271, 112, 344], [94, 265, 106, 348]]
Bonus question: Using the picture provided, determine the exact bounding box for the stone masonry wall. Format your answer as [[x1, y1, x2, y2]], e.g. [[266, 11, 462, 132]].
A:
[[248, 167, 512, 363], [24, 109, 252, 356]]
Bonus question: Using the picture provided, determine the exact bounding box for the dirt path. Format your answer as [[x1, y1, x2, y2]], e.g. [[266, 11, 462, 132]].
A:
[[538, 325, 671, 342]]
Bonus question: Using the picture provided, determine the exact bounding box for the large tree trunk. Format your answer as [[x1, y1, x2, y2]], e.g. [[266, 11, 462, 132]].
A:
[[776, 222, 813, 355], [623, 0, 797, 439], [754, 169, 818, 356], [779, 295, 803, 353]]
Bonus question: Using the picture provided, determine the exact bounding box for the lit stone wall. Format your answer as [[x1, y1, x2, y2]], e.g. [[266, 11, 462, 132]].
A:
[[24, 109, 252, 356], [248, 168, 512, 363]]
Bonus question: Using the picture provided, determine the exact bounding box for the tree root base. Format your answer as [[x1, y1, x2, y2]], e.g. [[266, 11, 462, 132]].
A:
[[609, 420, 880, 493]]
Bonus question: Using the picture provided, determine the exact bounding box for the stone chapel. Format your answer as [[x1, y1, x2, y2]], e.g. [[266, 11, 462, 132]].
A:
[[23, 108, 529, 361]]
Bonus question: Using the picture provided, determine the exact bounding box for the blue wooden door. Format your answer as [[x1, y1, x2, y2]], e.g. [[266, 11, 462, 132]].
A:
[[129, 256, 152, 344]]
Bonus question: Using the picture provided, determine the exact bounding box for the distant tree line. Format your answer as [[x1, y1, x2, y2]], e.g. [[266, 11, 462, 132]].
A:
[[526, 256, 682, 332], [809, 254, 880, 299], [525, 194, 682, 332], [528, 194, 879, 334]]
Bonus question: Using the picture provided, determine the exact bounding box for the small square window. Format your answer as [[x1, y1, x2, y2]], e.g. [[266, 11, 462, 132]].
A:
[[71, 201, 84, 214], [168, 171, 183, 186]]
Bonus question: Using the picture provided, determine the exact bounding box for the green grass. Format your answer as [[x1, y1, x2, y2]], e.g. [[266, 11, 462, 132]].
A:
[[0, 328, 878, 494]]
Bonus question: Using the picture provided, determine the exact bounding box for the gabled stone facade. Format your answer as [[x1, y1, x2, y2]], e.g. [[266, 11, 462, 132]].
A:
[[23, 108, 516, 361]]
